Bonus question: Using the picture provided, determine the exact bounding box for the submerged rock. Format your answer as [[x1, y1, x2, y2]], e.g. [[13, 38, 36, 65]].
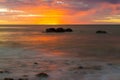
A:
[[34, 62, 38, 65], [36, 72, 49, 78], [73, 65, 102, 70], [78, 66, 84, 69], [0, 70, 4, 73], [0, 70, 10, 74]]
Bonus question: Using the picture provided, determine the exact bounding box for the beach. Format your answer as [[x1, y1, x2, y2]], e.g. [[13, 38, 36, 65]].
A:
[[0, 25, 120, 80]]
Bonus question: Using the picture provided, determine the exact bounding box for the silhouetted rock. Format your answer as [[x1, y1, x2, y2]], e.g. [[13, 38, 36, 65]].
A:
[[56, 28, 65, 32], [36, 72, 49, 77], [96, 30, 107, 34], [46, 28, 56, 32], [45, 28, 73, 33], [65, 28, 73, 32]]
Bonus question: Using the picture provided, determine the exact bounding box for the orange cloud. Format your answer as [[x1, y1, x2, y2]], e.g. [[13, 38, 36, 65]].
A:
[[0, 1, 120, 24]]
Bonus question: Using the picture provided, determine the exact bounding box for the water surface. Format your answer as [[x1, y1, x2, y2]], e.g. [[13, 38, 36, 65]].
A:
[[0, 25, 120, 80]]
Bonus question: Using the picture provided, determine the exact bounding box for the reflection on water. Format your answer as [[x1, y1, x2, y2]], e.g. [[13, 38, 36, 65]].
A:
[[0, 25, 120, 80], [0, 25, 120, 59], [0, 29, 74, 57]]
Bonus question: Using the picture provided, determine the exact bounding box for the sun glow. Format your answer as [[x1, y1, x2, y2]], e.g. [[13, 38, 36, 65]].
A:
[[37, 10, 64, 25], [38, 17, 60, 25], [94, 15, 120, 23]]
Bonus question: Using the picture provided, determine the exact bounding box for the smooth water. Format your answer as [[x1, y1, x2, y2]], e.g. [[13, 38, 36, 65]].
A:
[[0, 25, 120, 59], [0, 25, 120, 80]]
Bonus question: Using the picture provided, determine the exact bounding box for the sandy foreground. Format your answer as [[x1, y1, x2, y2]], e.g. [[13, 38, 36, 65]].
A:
[[0, 47, 120, 80]]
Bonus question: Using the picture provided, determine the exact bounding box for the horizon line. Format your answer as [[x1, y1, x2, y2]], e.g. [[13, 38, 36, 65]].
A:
[[0, 24, 120, 26]]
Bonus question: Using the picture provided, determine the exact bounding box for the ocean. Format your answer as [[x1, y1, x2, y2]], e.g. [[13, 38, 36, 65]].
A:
[[0, 25, 120, 80]]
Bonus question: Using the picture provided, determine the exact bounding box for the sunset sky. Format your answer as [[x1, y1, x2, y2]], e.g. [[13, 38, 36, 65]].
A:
[[0, 0, 120, 24]]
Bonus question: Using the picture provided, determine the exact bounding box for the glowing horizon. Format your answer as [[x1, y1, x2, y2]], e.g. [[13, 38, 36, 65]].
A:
[[0, 0, 120, 25]]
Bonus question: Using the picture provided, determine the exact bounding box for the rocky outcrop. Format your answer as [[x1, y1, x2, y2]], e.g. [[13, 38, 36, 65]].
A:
[[46, 28, 56, 32], [36, 72, 49, 77], [45, 28, 73, 33]]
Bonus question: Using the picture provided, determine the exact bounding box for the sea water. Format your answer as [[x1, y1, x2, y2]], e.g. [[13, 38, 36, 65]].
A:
[[0, 25, 120, 80]]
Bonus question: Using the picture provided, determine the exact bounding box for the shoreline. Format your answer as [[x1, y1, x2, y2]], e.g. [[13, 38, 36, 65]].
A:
[[0, 47, 120, 80]]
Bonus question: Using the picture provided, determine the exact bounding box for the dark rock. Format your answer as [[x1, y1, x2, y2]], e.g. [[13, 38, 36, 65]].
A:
[[34, 62, 38, 65], [96, 30, 107, 34], [0, 70, 4, 73], [56, 28, 65, 32], [77, 65, 102, 70], [36, 72, 49, 77], [45, 28, 73, 33], [46, 28, 56, 32], [65, 28, 73, 32], [4, 78, 14, 80], [0, 70, 10, 74], [78, 66, 84, 69]]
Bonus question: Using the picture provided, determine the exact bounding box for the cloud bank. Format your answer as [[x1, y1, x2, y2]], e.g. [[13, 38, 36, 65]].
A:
[[0, 0, 120, 24]]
